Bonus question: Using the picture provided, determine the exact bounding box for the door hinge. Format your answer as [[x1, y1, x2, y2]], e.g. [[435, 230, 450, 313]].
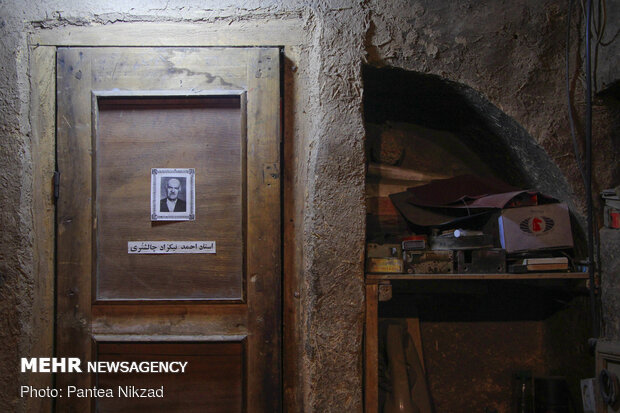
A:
[[53, 171, 60, 202]]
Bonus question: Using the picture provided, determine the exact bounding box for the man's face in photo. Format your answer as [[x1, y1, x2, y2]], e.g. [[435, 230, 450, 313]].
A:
[[166, 178, 181, 201]]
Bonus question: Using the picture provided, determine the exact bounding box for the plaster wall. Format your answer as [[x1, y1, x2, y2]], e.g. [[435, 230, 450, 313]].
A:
[[0, 1, 618, 413], [366, 0, 619, 210]]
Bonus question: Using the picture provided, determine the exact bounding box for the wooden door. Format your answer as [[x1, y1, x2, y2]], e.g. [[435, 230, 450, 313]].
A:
[[56, 47, 280, 412]]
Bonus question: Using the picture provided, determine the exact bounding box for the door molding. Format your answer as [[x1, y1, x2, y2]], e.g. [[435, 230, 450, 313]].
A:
[[30, 20, 304, 47], [89, 88, 248, 306]]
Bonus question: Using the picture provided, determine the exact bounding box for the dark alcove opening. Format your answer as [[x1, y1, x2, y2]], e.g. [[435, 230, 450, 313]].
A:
[[363, 65, 578, 200]]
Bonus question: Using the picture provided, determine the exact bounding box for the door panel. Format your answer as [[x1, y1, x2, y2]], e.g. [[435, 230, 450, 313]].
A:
[[95, 96, 245, 301], [56, 47, 280, 412], [95, 341, 245, 413]]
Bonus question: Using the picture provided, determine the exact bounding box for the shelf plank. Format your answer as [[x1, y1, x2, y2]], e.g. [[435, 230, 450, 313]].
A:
[[364, 284, 379, 413], [366, 272, 589, 282]]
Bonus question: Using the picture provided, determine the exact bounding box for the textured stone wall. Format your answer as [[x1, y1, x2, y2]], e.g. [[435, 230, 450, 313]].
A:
[[0, 4, 35, 412], [366, 0, 619, 212], [299, 4, 367, 411], [0, 1, 618, 412]]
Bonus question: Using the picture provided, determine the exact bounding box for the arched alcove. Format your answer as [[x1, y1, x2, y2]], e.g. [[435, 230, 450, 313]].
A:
[[363, 65, 577, 204], [363, 65, 592, 413]]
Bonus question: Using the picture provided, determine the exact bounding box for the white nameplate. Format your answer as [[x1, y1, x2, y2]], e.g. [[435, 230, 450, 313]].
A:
[[128, 241, 216, 254]]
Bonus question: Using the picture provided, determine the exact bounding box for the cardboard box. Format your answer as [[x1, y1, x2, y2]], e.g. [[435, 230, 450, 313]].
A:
[[403, 251, 453, 274], [498, 203, 573, 253], [366, 257, 404, 273], [366, 243, 402, 258]]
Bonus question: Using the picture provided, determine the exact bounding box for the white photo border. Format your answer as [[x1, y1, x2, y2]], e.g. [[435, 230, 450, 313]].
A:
[[151, 168, 196, 221]]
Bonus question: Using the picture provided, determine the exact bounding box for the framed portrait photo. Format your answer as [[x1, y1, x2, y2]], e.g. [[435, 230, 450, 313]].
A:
[[151, 168, 196, 221]]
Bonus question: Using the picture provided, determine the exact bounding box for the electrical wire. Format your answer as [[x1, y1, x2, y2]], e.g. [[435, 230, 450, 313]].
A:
[[579, 0, 606, 43], [579, 0, 607, 93], [572, 0, 600, 344], [593, 0, 606, 91], [585, 0, 600, 340], [566, 0, 587, 184]]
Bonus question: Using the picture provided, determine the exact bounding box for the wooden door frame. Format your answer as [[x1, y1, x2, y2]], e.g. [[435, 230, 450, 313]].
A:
[[28, 22, 303, 413]]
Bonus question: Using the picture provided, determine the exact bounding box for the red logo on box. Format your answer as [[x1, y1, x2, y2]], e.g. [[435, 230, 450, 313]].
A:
[[519, 216, 554, 234], [611, 211, 620, 229]]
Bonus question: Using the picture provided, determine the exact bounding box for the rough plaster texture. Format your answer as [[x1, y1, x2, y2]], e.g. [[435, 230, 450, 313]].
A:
[[366, 0, 619, 214], [0, 4, 34, 413], [293, 5, 368, 412], [0, 1, 618, 413]]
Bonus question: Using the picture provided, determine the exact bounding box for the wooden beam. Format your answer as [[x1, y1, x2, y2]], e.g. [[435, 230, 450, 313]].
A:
[[365, 284, 379, 413], [367, 272, 590, 281], [27, 44, 56, 413], [30, 20, 304, 47], [367, 163, 450, 182]]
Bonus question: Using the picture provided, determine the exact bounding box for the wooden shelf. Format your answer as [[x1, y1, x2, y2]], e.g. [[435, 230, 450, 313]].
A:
[[366, 272, 589, 282]]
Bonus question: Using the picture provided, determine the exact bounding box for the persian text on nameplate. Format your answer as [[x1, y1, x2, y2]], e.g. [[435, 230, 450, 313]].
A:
[[128, 241, 216, 254]]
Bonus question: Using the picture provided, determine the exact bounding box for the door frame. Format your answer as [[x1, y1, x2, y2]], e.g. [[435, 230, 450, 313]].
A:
[[28, 22, 302, 413]]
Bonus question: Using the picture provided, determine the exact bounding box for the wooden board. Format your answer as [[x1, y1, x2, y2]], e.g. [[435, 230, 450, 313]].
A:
[[28, 44, 56, 413], [365, 284, 379, 413], [95, 96, 244, 301], [32, 20, 304, 47], [95, 341, 244, 413], [366, 197, 399, 216], [56, 47, 95, 412], [245, 47, 282, 411], [406, 314, 426, 373], [366, 272, 590, 282]]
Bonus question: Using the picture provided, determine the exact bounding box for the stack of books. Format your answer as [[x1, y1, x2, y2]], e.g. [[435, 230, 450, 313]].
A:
[[509, 257, 569, 273]]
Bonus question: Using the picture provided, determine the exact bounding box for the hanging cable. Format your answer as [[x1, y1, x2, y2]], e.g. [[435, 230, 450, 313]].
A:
[[585, 0, 599, 340], [599, 0, 619, 48], [593, 0, 607, 92], [566, 0, 587, 184]]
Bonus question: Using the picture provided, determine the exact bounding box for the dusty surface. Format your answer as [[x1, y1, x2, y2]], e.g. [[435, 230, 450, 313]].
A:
[[0, 1, 618, 412]]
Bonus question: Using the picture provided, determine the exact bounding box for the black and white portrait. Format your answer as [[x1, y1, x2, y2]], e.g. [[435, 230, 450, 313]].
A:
[[160, 177, 187, 212], [151, 168, 195, 221]]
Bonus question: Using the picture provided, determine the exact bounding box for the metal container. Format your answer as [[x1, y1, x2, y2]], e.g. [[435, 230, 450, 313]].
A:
[[403, 250, 453, 274]]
